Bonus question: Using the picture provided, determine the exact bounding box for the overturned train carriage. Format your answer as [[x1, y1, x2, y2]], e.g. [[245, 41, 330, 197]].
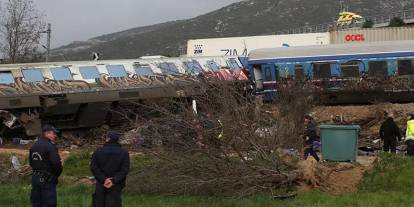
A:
[[248, 40, 414, 104], [0, 56, 248, 136]]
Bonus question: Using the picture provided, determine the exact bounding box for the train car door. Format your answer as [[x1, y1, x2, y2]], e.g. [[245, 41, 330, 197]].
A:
[[262, 64, 277, 92]]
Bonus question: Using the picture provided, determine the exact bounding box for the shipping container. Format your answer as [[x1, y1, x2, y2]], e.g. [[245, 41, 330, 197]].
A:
[[187, 33, 330, 57], [330, 27, 414, 44]]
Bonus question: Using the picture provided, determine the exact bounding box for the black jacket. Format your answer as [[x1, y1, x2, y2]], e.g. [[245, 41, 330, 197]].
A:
[[91, 141, 130, 186], [380, 118, 402, 142], [304, 120, 318, 145], [29, 137, 63, 182]]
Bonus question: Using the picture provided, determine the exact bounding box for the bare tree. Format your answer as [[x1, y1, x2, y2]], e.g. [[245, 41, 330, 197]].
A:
[[0, 0, 44, 63], [120, 80, 315, 198]]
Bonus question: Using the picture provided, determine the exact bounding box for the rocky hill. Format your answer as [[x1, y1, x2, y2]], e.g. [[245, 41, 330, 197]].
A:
[[51, 0, 414, 61]]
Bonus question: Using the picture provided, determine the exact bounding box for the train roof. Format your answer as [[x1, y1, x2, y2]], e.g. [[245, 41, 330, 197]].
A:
[[0, 55, 240, 70], [248, 40, 414, 63]]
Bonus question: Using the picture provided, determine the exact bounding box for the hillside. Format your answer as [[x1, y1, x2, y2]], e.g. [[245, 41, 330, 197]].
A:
[[51, 0, 414, 61]]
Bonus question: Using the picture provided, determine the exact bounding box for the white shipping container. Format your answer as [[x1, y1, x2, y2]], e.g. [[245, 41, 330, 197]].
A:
[[330, 27, 414, 44], [187, 33, 330, 57]]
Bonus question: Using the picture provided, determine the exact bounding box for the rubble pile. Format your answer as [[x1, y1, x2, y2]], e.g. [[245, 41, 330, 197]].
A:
[[311, 103, 414, 146], [296, 157, 377, 193]]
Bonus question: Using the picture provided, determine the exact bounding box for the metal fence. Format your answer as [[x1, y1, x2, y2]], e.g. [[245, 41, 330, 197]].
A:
[[275, 8, 414, 35]]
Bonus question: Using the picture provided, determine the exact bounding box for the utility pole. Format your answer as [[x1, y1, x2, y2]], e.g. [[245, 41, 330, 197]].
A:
[[40, 23, 51, 62]]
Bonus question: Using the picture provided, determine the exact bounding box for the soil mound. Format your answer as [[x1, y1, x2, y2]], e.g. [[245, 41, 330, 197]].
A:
[[296, 157, 377, 194]]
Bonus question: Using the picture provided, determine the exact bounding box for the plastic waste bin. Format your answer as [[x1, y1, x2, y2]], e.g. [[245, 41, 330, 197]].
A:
[[319, 125, 360, 162]]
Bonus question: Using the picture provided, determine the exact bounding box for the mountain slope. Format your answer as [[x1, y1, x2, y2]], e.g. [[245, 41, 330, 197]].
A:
[[51, 0, 414, 61]]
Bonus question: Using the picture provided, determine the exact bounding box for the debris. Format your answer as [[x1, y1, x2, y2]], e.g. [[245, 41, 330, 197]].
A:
[[273, 192, 297, 200], [11, 156, 21, 172], [120, 128, 140, 145], [0, 110, 17, 128], [19, 139, 32, 145], [70, 145, 79, 150], [12, 138, 21, 145], [192, 99, 197, 114]]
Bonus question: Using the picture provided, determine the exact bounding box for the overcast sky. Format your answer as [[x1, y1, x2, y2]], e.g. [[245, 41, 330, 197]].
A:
[[3, 0, 240, 48]]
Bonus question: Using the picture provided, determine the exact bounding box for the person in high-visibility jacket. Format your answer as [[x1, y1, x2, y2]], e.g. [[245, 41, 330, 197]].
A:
[[405, 114, 414, 156]]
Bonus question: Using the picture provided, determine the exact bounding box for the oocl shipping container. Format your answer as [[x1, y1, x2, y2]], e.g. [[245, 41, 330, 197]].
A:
[[330, 27, 414, 44], [187, 33, 330, 57]]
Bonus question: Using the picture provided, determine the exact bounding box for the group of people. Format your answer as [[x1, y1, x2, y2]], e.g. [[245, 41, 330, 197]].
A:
[[302, 112, 414, 162], [29, 125, 130, 207], [379, 112, 414, 155]]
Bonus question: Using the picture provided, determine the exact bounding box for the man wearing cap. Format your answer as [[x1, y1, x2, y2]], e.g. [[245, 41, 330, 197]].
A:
[[29, 125, 62, 207], [91, 131, 130, 207]]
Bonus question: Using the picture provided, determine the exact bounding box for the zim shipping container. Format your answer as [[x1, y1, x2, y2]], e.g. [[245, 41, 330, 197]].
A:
[[187, 33, 330, 57], [330, 27, 414, 44]]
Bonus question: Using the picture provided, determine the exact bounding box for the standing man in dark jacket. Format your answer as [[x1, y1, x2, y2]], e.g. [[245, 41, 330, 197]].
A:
[[380, 112, 402, 153], [303, 115, 320, 162], [91, 131, 130, 207], [29, 125, 62, 207]]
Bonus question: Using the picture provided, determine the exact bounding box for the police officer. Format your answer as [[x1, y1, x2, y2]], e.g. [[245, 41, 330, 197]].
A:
[[91, 131, 130, 207], [29, 125, 62, 207]]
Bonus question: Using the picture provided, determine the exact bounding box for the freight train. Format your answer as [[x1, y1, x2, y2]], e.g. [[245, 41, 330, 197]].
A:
[[0, 56, 248, 136], [247, 40, 414, 104]]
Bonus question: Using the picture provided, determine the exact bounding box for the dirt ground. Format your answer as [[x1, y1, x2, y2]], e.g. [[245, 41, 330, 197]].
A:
[[296, 156, 377, 194], [0, 147, 71, 161], [311, 103, 414, 146]]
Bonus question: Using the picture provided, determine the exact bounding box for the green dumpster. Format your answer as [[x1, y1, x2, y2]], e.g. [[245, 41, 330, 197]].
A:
[[319, 125, 360, 162]]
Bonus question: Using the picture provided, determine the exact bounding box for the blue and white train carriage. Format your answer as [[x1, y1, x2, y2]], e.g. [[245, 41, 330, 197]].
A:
[[0, 56, 247, 136], [248, 40, 414, 103]]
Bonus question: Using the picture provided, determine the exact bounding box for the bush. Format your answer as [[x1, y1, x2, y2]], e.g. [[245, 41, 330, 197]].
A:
[[388, 17, 406, 27], [123, 81, 315, 197], [362, 19, 374, 28]]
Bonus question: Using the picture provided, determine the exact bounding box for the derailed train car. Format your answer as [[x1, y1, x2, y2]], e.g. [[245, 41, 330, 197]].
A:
[[0, 56, 248, 136], [248, 40, 414, 104]]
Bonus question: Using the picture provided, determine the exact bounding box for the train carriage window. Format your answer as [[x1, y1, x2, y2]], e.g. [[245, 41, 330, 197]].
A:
[[22, 69, 44, 82], [264, 66, 272, 81], [295, 64, 305, 80], [184, 61, 203, 74], [206, 60, 220, 72], [0, 72, 15, 84], [134, 65, 154, 76], [368, 61, 388, 77], [226, 59, 240, 70], [398, 59, 414, 75], [79, 66, 100, 79], [51, 67, 73, 80], [313, 63, 331, 79], [341, 61, 360, 78], [107, 65, 127, 77], [159, 63, 179, 74]]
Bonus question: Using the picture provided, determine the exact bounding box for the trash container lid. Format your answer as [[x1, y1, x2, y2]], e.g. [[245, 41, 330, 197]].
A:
[[319, 125, 361, 130]]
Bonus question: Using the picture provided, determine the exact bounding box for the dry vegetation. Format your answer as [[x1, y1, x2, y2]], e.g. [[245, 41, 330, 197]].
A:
[[115, 81, 315, 197]]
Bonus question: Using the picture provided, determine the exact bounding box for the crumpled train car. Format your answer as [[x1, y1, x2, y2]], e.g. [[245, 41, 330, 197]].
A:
[[0, 56, 248, 136]]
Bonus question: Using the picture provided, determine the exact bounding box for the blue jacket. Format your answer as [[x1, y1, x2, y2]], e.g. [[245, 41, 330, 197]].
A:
[[29, 137, 63, 183]]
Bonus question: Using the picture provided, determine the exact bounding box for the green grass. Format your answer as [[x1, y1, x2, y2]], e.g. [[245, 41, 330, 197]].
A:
[[1, 185, 414, 207], [360, 153, 414, 193], [1, 153, 413, 207], [62, 151, 92, 177]]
